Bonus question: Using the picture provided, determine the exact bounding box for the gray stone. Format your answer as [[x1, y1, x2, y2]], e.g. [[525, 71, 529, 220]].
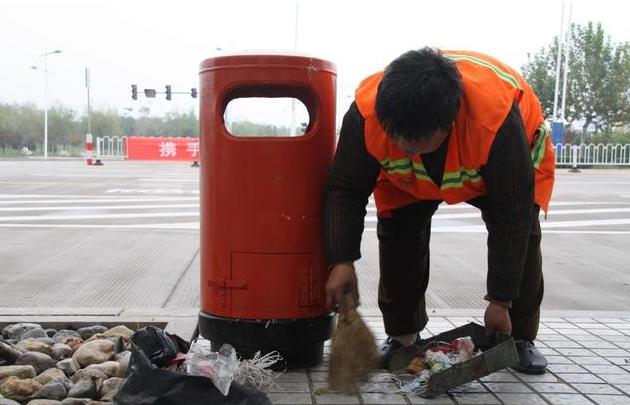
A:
[[70, 368, 107, 385], [101, 326, 133, 340], [67, 380, 96, 400], [61, 399, 91, 405], [52, 331, 81, 344], [60, 338, 83, 353], [0, 398, 21, 405], [34, 381, 67, 400], [26, 400, 63, 405], [33, 368, 68, 386], [44, 330, 57, 338], [56, 359, 79, 377], [72, 340, 114, 368], [15, 339, 53, 356], [76, 327, 107, 342], [0, 365, 37, 380], [113, 352, 130, 378], [20, 329, 48, 341], [0, 376, 42, 401], [51, 344, 73, 361], [98, 377, 123, 399], [16, 352, 56, 374], [35, 338, 57, 347], [85, 362, 119, 378], [2, 324, 42, 340], [0, 342, 22, 364]]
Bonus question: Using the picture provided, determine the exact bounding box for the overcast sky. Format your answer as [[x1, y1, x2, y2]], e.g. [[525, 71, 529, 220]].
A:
[[1, 0, 628, 127]]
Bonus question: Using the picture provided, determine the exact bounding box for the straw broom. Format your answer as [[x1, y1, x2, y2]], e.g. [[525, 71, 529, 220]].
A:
[[328, 292, 379, 392]]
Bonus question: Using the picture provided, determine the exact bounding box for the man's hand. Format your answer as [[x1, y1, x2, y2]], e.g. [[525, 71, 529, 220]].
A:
[[325, 262, 358, 315], [484, 302, 512, 337]]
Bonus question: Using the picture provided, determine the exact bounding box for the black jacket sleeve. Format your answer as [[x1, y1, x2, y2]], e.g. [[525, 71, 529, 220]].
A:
[[324, 102, 381, 266], [481, 102, 535, 302]]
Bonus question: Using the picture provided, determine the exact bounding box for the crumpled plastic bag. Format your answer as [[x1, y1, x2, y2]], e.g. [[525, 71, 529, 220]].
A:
[[114, 343, 271, 405], [186, 339, 239, 396]]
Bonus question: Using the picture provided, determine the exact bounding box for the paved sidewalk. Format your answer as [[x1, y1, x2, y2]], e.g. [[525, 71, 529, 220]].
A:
[[2, 310, 629, 404], [266, 314, 630, 405]]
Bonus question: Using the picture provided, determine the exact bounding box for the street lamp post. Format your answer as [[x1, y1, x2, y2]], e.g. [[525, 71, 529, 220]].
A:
[[31, 47, 62, 159]]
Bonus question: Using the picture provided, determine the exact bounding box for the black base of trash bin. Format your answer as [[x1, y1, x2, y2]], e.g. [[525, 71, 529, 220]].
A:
[[198, 311, 335, 369]]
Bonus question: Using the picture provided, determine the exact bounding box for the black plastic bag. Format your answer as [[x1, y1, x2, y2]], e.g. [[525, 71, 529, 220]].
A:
[[130, 326, 178, 367], [114, 344, 272, 405]]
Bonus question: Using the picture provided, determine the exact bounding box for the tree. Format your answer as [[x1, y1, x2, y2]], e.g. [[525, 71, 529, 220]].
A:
[[522, 22, 630, 138]]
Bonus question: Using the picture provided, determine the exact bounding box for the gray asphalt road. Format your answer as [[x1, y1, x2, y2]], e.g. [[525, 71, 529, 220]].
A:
[[0, 160, 628, 312]]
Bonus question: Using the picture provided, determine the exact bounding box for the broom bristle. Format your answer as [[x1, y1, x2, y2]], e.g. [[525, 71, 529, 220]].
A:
[[328, 308, 379, 392]]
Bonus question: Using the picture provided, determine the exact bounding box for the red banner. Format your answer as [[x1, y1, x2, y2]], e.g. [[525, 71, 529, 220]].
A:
[[126, 136, 200, 161]]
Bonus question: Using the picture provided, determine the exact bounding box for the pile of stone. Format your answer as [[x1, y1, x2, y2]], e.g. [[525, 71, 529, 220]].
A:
[[0, 323, 133, 405]]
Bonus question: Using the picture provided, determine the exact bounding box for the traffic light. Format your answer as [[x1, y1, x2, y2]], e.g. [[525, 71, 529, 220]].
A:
[[131, 84, 138, 100], [165, 85, 172, 101], [191, 88, 198, 98]]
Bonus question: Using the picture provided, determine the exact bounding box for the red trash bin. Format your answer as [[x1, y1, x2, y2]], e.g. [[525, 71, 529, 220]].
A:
[[198, 53, 336, 368]]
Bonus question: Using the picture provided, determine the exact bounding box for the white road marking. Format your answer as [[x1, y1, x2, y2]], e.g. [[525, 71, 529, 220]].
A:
[[138, 178, 198, 182], [0, 197, 197, 205], [0, 204, 199, 212], [363, 207, 630, 221], [364, 218, 630, 233], [0, 222, 200, 229], [0, 212, 199, 221], [105, 188, 199, 194], [0, 194, 125, 199], [365, 201, 630, 212]]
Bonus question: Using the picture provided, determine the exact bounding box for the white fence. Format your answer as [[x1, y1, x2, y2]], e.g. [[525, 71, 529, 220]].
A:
[[554, 143, 630, 167], [96, 135, 127, 160]]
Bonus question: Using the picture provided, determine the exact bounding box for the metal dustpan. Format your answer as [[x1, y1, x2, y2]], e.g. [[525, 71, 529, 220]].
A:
[[390, 322, 519, 397]]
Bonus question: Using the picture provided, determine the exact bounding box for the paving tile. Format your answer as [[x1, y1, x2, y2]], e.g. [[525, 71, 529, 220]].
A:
[[546, 355, 574, 364], [577, 323, 610, 329], [582, 364, 628, 374], [268, 392, 313, 404], [479, 372, 519, 382], [277, 372, 309, 383], [450, 392, 500, 404], [612, 341, 630, 349], [613, 384, 630, 394], [546, 340, 584, 349], [449, 382, 487, 393], [368, 373, 398, 383], [310, 371, 328, 382], [586, 394, 630, 405], [604, 336, 630, 343], [569, 356, 613, 365], [361, 393, 407, 404], [597, 318, 624, 323], [599, 374, 630, 385], [516, 373, 561, 383], [591, 348, 630, 357], [269, 382, 310, 393], [495, 393, 547, 404], [541, 393, 594, 405], [607, 357, 630, 366], [556, 348, 596, 356], [541, 318, 567, 323], [570, 383, 622, 395], [575, 334, 608, 341], [360, 382, 400, 393], [557, 329, 594, 336], [538, 334, 569, 341], [528, 382, 577, 393], [547, 363, 588, 373], [407, 393, 455, 404], [483, 382, 532, 393], [578, 340, 619, 349], [545, 323, 579, 329], [566, 318, 595, 324], [593, 330, 624, 336], [315, 393, 360, 404], [538, 347, 560, 355], [557, 373, 605, 383]]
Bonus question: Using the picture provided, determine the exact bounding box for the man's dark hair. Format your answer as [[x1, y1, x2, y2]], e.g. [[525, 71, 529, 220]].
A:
[[376, 47, 462, 141]]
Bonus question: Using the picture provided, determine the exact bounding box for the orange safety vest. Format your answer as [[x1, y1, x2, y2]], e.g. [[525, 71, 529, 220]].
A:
[[355, 50, 555, 216]]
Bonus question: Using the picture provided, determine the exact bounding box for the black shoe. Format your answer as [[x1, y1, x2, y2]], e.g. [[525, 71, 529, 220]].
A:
[[513, 340, 547, 374], [379, 335, 422, 370]]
